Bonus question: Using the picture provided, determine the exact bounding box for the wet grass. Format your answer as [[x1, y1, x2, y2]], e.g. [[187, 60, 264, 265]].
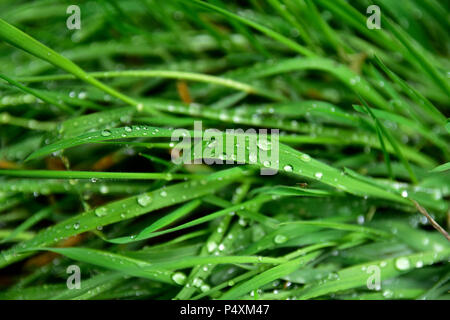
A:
[[0, 0, 448, 300]]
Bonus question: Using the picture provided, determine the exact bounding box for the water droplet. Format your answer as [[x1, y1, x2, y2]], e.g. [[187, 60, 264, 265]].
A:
[[249, 153, 257, 163], [95, 207, 107, 217], [172, 272, 187, 285], [73, 222, 80, 230], [200, 284, 210, 292], [99, 185, 109, 194], [192, 277, 203, 287], [160, 190, 167, 197], [257, 139, 272, 151], [124, 126, 132, 132], [300, 154, 311, 162], [357, 215, 365, 225], [401, 190, 408, 198], [382, 289, 393, 298], [137, 194, 152, 207], [101, 129, 112, 137], [394, 257, 411, 271], [207, 241, 217, 252], [314, 172, 323, 180], [283, 165, 293, 172], [274, 234, 287, 244]]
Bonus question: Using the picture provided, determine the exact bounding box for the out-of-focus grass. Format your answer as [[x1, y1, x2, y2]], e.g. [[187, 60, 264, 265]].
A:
[[0, 0, 448, 300]]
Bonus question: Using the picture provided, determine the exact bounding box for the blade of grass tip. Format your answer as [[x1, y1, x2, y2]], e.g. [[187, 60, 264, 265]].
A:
[[183, 0, 315, 57], [430, 163, 450, 173], [373, 55, 446, 125], [266, 0, 316, 50], [209, 0, 270, 57], [303, 0, 347, 53], [353, 104, 393, 180], [0, 18, 157, 114], [357, 95, 418, 184], [25, 125, 176, 161], [0, 74, 73, 113], [383, 17, 450, 96], [129, 200, 202, 237]]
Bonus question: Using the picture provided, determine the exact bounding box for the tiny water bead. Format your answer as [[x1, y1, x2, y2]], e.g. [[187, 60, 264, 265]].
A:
[[394, 257, 411, 271], [401, 190, 408, 198], [137, 194, 152, 207], [314, 172, 323, 180], [274, 234, 287, 244], [172, 272, 187, 285], [283, 165, 293, 172], [124, 126, 132, 132], [160, 190, 168, 197]]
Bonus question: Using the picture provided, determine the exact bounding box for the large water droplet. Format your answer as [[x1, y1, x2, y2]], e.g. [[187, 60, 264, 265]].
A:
[[257, 139, 272, 151], [382, 289, 393, 298], [200, 284, 210, 292], [207, 241, 217, 253], [137, 194, 152, 207], [101, 129, 112, 137], [300, 154, 311, 162], [192, 278, 203, 287], [172, 272, 187, 285], [274, 234, 287, 244], [394, 257, 411, 271], [95, 207, 107, 217]]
